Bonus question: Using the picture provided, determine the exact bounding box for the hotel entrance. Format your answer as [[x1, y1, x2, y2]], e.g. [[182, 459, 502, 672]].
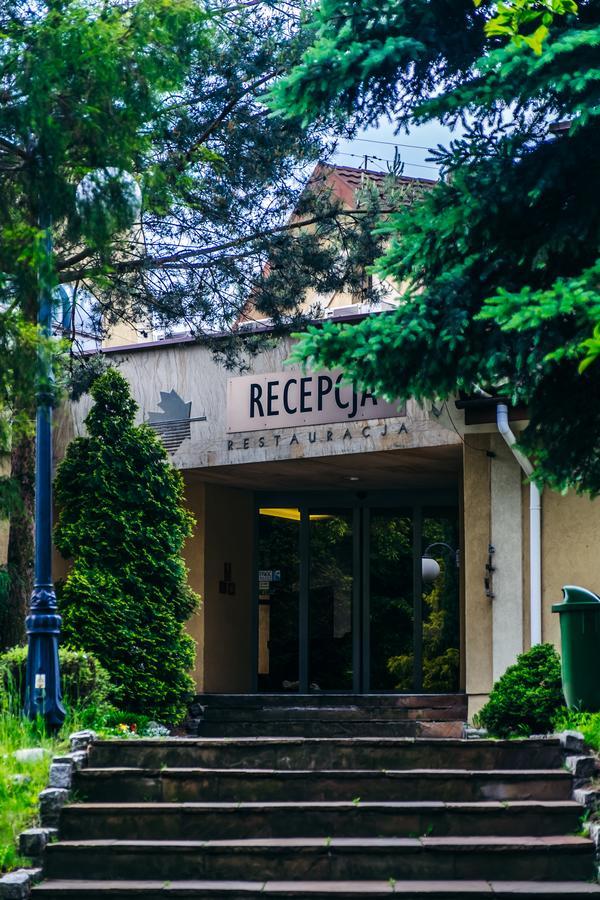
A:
[[255, 492, 460, 694]]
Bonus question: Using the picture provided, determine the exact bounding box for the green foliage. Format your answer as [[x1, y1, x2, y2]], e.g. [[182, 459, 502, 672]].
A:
[[273, 0, 600, 496], [478, 0, 578, 53], [0, 312, 58, 515], [0, 643, 168, 874], [0, 709, 57, 873], [0, 645, 112, 713], [553, 708, 600, 751], [0, 0, 388, 358], [579, 322, 600, 374], [54, 370, 199, 723], [475, 643, 565, 737], [269, 0, 490, 128]]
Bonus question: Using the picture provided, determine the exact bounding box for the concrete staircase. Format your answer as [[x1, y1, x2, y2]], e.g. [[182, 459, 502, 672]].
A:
[[34, 696, 600, 898]]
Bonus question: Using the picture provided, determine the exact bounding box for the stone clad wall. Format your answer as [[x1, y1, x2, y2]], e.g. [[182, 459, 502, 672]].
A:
[[60, 337, 461, 471]]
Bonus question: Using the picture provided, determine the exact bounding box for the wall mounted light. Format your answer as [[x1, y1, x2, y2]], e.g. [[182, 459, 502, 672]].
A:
[[421, 542, 460, 584]]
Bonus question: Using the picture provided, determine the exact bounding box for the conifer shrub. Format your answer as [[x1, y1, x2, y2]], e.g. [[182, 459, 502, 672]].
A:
[[54, 369, 199, 724], [475, 643, 565, 737]]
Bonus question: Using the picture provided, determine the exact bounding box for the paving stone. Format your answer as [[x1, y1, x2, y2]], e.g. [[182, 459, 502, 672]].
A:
[[38, 789, 69, 827], [69, 731, 97, 752], [48, 763, 72, 789], [566, 755, 598, 780], [559, 731, 587, 754], [19, 828, 57, 859], [0, 870, 31, 899], [13, 748, 50, 764]]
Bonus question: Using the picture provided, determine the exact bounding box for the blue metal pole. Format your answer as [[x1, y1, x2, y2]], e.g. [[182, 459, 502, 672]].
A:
[[24, 213, 65, 729]]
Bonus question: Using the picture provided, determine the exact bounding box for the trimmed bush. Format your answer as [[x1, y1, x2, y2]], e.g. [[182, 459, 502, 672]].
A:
[[54, 369, 199, 724], [475, 643, 565, 737], [0, 645, 112, 712]]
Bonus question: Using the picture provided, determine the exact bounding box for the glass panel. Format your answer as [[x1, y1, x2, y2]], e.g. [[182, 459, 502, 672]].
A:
[[421, 510, 460, 692], [369, 510, 414, 691], [257, 508, 300, 691], [308, 510, 353, 691]]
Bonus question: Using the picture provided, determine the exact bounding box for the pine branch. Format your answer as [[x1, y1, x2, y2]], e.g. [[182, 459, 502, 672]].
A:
[[170, 70, 283, 171], [56, 209, 375, 283]]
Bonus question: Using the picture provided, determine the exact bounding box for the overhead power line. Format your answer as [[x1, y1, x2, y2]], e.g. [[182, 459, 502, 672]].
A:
[[347, 136, 433, 151], [331, 150, 438, 172]]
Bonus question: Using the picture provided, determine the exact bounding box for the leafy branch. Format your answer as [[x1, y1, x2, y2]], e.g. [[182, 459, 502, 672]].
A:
[[475, 0, 578, 53]]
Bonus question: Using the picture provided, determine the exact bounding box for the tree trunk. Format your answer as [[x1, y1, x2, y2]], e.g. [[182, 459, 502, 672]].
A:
[[1, 430, 35, 650]]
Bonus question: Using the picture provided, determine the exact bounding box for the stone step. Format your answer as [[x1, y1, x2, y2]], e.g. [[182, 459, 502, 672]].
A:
[[200, 708, 464, 723], [88, 737, 564, 772], [58, 800, 583, 840], [73, 767, 574, 804], [195, 693, 468, 712], [33, 879, 600, 898], [43, 836, 594, 882], [195, 720, 465, 738]]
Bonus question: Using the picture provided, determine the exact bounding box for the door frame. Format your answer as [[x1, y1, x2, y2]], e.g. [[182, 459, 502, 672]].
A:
[[252, 488, 459, 694]]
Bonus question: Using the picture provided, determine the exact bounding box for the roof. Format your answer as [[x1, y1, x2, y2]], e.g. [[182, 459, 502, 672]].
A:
[[308, 162, 436, 209]]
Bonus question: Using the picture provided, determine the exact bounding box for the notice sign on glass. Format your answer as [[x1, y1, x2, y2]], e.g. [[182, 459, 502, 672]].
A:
[[227, 369, 405, 433]]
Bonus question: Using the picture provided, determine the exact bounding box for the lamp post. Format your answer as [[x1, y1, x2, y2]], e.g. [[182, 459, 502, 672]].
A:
[[23, 166, 141, 727], [24, 208, 65, 728]]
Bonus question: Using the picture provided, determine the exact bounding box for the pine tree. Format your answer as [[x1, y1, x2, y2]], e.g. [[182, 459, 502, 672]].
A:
[[54, 370, 198, 723], [272, 0, 600, 494], [0, 0, 392, 641]]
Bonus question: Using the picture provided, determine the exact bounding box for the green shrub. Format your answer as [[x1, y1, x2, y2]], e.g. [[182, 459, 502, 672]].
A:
[[54, 369, 199, 724], [475, 643, 565, 737], [0, 645, 112, 715]]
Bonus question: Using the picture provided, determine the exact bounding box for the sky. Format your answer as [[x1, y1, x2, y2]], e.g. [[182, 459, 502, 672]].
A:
[[331, 121, 457, 180]]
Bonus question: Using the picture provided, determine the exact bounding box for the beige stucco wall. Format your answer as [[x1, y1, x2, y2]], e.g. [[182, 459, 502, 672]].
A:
[[463, 431, 600, 721], [540, 490, 600, 647], [102, 320, 146, 349], [462, 436, 493, 719], [201, 484, 254, 692], [180, 478, 256, 693]]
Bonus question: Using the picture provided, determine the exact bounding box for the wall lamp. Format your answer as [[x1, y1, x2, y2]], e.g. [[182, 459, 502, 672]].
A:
[[421, 542, 460, 585]]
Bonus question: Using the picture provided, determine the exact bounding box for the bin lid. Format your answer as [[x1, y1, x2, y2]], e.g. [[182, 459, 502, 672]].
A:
[[552, 584, 600, 613]]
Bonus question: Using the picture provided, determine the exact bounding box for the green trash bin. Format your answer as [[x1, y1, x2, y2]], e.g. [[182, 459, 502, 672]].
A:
[[552, 585, 600, 711]]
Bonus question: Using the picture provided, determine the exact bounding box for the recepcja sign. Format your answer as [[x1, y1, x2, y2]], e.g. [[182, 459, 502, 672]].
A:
[[226, 369, 405, 433]]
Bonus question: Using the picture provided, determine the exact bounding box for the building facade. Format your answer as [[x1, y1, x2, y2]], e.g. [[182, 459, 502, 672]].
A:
[[53, 320, 600, 720]]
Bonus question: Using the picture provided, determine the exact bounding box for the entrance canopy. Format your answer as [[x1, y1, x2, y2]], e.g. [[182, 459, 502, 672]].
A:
[[184, 444, 461, 493]]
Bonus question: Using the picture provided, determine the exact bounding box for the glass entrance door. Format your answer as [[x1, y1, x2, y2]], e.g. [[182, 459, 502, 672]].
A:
[[256, 495, 460, 694], [366, 508, 414, 691], [308, 509, 355, 691]]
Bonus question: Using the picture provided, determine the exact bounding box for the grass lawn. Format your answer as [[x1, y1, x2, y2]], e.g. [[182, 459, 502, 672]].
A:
[[0, 710, 67, 873]]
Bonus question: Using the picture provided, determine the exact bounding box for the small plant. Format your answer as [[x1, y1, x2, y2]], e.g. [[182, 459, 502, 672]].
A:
[[474, 643, 565, 738]]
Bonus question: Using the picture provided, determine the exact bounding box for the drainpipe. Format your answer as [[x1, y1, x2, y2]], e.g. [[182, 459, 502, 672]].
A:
[[496, 403, 542, 647]]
